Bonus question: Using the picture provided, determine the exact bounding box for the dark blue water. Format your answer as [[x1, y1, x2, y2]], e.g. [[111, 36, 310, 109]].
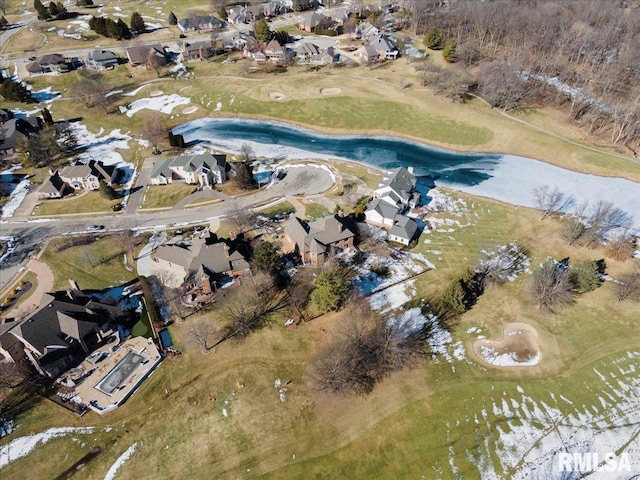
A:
[[173, 118, 502, 186]]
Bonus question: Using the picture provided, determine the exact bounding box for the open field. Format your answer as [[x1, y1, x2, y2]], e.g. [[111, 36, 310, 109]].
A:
[[2, 188, 638, 479]]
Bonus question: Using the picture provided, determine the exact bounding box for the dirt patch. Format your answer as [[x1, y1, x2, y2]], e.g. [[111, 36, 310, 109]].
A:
[[321, 88, 342, 96], [269, 92, 286, 100], [150, 90, 164, 97], [473, 322, 540, 367], [182, 105, 198, 114]]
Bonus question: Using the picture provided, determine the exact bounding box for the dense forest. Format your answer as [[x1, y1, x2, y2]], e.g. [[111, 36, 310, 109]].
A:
[[403, 0, 640, 153]]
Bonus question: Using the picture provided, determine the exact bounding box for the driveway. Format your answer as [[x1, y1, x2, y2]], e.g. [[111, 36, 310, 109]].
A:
[[7, 258, 54, 321]]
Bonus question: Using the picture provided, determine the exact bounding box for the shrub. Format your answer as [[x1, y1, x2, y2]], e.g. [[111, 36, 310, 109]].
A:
[[568, 260, 602, 293], [529, 259, 573, 312]]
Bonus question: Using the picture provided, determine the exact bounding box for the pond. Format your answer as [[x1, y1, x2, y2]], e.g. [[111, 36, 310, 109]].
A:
[[173, 118, 640, 228]]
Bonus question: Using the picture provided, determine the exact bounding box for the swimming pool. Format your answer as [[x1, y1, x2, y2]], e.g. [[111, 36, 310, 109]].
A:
[[94, 351, 147, 396]]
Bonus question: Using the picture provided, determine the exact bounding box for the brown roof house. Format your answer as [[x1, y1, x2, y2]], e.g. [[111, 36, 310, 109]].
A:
[[25, 54, 69, 75], [125, 44, 167, 67], [178, 40, 215, 61], [58, 159, 118, 191], [284, 213, 356, 266], [0, 290, 122, 378], [38, 170, 72, 199], [153, 232, 250, 292]]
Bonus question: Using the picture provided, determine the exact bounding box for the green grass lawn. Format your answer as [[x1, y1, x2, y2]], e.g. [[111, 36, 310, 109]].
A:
[[140, 184, 196, 209], [31, 192, 121, 216], [304, 201, 330, 219], [256, 200, 296, 218], [40, 235, 137, 291], [132, 311, 152, 338]]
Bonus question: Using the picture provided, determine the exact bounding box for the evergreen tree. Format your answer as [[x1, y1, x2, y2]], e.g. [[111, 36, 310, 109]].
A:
[[76, 0, 93, 5], [41, 107, 54, 125], [218, 7, 227, 21], [310, 268, 351, 313], [99, 180, 119, 200], [442, 38, 457, 63], [115, 19, 132, 39], [0, 16, 8, 29], [130, 11, 146, 34], [48, 2, 59, 17], [423, 27, 442, 49], [254, 18, 270, 43], [0, 79, 34, 103], [175, 134, 185, 148], [569, 260, 602, 293], [34, 0, 51, 20], [440, 280, 467, 315], [252, 241, 284, 277], [168, 11, 177, 25]]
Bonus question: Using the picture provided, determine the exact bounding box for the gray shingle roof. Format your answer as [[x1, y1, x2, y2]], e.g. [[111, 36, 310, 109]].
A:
[[390, 214, 419, 242]]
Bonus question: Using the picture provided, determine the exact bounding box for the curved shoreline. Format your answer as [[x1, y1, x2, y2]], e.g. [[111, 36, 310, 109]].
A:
[[174, 117, 640, 230]]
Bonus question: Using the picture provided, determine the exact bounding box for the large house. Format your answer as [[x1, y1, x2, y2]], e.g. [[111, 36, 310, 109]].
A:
[[85, 49, 119, 70], [365, 167, 422, 246], [125, 44, 167, 67], [0, 290, 121, 378], [154, 232, 250, 291], [38, 160, 118, 198], [177, 14, 225, 33], [0, 117, 41, 154], [150, 153, 229, 187], [284, 214, 356, 266], [178, 40, 215, 61], [367, 34, 399, 60], [25, 54, 69, 75]]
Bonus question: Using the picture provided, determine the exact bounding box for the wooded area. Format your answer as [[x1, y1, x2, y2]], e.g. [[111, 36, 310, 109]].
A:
[[406, 0, 639, 152]]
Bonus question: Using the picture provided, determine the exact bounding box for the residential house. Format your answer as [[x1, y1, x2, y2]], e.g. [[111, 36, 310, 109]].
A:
[[150, 153, 229, 187], [389, 214, 419, 246], [0, 290, 120, 378], [25, 54, 69, 75], [295, 42, 335, 64], [125, 44, 167, 67], [177, 14, 225, 33], [357, 44, 380, 63], [85, 49, 119, 70], [284, 213, 356, 266], [367, 34, 399, 59], [179, 40, 214, 61], [154, 232, 250, 291], [264, 39, 285, 63], [365, 166, 422, 245], [355, 21, 379, 39], [372, 166, 420, 211], [0, 108, 13, 124], [0, 117, 41, 154], [227, 6, 252, 24], [58, 159, 118, 191], [299, 12, 327, 32], [38, 170, 72, 199]]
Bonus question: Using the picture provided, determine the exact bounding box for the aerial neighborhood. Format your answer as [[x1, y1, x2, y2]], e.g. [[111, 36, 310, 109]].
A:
[[0, 0, 639, 478]]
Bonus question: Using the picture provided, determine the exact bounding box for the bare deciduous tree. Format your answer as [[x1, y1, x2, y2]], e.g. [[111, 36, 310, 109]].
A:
[[532, 185, 574, 221], [617, 271, 640, 302], [226, 203, 257, 235], [476, 242, 530, 287], [188, 319, 218, 354], [141, 112, 166, 152], [529, 259, 573, 312]]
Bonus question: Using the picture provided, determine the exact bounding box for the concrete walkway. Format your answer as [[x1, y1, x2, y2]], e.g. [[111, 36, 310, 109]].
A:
[[6, 258, 54, 321]]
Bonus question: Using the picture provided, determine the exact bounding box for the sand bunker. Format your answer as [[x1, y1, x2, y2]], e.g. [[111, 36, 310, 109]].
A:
[[321, 88, 342, 96], [182, 105, 198, 114], [149, 90, 164, 97], [473, 323, 540, 367], [269, 92, 286, 100]]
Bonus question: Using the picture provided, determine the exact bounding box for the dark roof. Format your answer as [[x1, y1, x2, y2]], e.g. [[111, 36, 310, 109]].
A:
[[151, 153, 228, 178], [8, 291, 115, 356], [178, 15, 225, 30], [366, 197, 399, 220], [87, 49, 118, 66], [390, 214, 419, 241], [285, 214, 356, 255], [39, 171, 68, 195], [59, 159, 116, 182], [0, 117, 41, 151], [125, 44, 165, 65]]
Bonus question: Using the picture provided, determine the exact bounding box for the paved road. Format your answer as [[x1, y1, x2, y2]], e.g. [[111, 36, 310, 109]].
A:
[[0, 165, 335, 287]]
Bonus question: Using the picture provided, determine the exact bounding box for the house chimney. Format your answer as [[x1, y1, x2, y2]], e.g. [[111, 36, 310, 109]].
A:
[[407, 166, 414, 175], [202, 275, 212, 294]]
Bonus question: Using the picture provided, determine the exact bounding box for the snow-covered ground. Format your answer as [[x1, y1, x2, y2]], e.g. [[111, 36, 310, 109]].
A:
[[479, 345, 540, 367], [103, 442, 138, 480], [0, 427, 94, 468], [122, 94, 191, 117], [0, 177, 29, 218]]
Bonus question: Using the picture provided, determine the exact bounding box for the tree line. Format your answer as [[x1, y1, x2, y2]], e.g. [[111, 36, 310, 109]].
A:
[[406, 0, 639, 151]]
